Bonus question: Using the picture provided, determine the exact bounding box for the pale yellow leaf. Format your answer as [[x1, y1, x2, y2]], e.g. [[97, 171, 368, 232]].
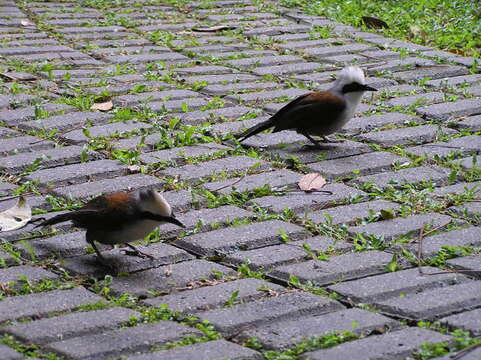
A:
[[0, 196, 32, 232], [298, 173, 327, 192], [21, 19, 35, 26], [90, 100, 113, 111]]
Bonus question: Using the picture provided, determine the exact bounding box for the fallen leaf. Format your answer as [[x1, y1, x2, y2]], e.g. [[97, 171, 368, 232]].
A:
[[362, 16, 389, 29], [380, 209, 396, 220], [298, 173, 327, 192], [192, 25, 237, 32], [0, 197, 32, 232], [90, 100, 113, 111], [128, 165, 141, 173], [20, 19, 35, 27]]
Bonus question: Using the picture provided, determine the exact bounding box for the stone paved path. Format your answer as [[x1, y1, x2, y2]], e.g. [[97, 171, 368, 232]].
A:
[[0, 0, 480, 359]]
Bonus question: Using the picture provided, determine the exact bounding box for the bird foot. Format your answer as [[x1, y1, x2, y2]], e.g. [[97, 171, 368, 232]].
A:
[[322, 136, 344, 143], [122, 245, 155, 260]]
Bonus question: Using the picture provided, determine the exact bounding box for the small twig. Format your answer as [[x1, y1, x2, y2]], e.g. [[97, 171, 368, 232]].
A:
[[210, 175, 246, 192], [417, 227, 424, 275], [451, 342, 481, 360]]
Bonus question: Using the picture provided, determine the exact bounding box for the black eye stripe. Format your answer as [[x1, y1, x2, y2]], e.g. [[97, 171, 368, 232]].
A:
[[342, 82, 365, 93]]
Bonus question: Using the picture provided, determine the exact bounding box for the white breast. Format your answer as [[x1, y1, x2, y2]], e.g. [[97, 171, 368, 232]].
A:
[[99, 219, 163, 245]]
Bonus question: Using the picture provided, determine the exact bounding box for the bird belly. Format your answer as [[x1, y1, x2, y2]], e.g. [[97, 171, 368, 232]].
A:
[[302, 110, 351, 136], [95, 220, 162, 245]]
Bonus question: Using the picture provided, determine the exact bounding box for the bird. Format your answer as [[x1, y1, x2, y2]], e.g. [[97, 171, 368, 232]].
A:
[[236, 66, 377, 147], [35, 188, 185, 265]]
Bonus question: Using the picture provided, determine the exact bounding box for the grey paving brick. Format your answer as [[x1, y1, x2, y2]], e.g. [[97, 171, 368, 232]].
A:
[[392, 65, 468, 83], [329, 266, 470, 303], [176, 106, 259, 125], [197, 291, 343, 337], [0, 264, 58, 287], [446, 255, 481, 278], [244, 24, 311, 37], [144, 278, 284, 313], [353, 166, 451, 189], [0, 345, 23, 360], [252, 62, 322, 76], [0, 287, 104, 323], [175, 220, 309, 257], [4, 307, 139, 345], [270, 140, 374, 165], [304, 43, 376, 58], [342, 113, 423, 134], [203, 169, 300, 195], [209, 118, 263, 136], [449, 201, 481, 219], [425, 74, 481, 87], [25, 159, 128, 186], [183, 73, 258, 84], [251, 183, 365, 214], [349, 213, 454, 241], [441, 308, 481, 336], [147, 97, 210, 113], [60, 120, 152, 145], [125, 340, 262, 360], [404, 135, 481, 159], [139, 143, 228, 165], [0, 103, 75, 125], [355, 125, 456, 147], [0, 146, 101, 175], [430, 181, 481, 197], [270, 250, 395, 286], [454, 155, 479, 170], [17, 111, 113, 132], [239, 308, 400, 350], [202, 82, 279, 96], [453, 114, 481, 131], [50, 173, 164, 200], [160, 156, 269, 182], [222, 235, 353, 270], [225, 54, 303, 68], [47, 320, 202, 360], [226, 88, 307, 104], [307, 199, 401, 225], [175, 65, 233, 75], [109, 259, 236, 296], [0, 135, 55, 156], [114, 89, 199, 107], [308, 152, 408, 179], [467, 84, 481, 97], [17, 231, 87, 260], [300, 327, 451, 360], [160, 205, 254, 240], [373, 281, 481, 320], [387, 91, 445, 107], [417, 98, 481, 121], [62, 242, 194, 277]]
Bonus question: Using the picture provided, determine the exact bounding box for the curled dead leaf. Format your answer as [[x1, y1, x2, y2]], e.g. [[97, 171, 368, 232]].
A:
[[298, 173, 327, 192], [21, 19, 35, 27], [192, 25, 237, 32], [90, 100, 113, 112], [362, 16, 389, 29], [0, 196, 32, 232]]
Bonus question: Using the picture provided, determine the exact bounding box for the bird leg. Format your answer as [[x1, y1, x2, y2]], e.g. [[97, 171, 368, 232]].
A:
[[300, 133, 325, 149], [321, 136, 344, 143], [123, 243, 155, 260], [87, 239, 112, 268]]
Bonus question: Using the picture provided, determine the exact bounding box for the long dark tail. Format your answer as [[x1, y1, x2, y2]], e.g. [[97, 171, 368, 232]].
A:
[[34, 212, 77, 228], [236, 118, 274, 143]]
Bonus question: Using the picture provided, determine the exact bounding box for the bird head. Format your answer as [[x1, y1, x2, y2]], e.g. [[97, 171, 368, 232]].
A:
[[335, 66, 377, 94], [138, 189, 185, 227]]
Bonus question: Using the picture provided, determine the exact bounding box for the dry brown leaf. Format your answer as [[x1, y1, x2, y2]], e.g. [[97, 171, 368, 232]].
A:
[[0, 196, 32, 232], [362, 16, 389, 29], [298, 173, 327, 192], [21, 19, 35, 27], [90, 100, 113, 111], [192, 25, 237, 32]]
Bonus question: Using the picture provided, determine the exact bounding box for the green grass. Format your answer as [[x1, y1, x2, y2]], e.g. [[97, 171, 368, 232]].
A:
[[281, 0, 481, 58]]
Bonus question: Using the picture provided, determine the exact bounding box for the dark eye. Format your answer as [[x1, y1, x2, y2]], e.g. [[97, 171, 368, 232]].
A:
[[342, 82, 363, 93]]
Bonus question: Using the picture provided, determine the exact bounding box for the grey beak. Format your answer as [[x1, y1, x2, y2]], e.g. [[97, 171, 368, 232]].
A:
[[166, 214, 185, 228], [362, 84, 377, 91]]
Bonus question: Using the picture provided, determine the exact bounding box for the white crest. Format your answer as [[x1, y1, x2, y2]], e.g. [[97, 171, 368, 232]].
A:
[[138, 189, 172, 216], [336, 66, 366, 86]]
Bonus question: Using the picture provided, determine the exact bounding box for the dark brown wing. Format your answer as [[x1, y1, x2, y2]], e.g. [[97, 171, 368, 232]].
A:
[[271, 92, 346, 133], [73, 192, 137, 230]]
